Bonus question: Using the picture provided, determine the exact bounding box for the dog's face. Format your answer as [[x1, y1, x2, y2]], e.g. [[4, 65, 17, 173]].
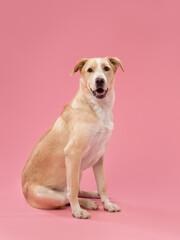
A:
[[71, 57, 124, 99]]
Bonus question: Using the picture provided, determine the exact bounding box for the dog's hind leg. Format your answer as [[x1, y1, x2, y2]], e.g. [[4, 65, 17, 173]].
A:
[[78, 190, 100, 199], [79, 173, 100, 199], [24, 184, 69, 209]]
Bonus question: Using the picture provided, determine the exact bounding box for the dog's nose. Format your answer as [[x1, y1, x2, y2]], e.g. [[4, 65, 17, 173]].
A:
[[95, 78, 105, 88]]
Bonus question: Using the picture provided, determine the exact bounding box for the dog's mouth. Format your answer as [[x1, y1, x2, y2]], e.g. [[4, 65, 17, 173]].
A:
[[90, 87, 108, 99]]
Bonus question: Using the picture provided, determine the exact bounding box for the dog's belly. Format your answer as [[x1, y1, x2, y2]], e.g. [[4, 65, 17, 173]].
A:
[[80, 128, 112, 171]]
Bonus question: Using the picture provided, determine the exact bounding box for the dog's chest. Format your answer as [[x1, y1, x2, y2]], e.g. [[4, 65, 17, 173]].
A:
[[80, 121, 113, 171]]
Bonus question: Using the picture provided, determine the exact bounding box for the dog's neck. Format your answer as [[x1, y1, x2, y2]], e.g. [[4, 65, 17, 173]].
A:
[[85, 89, 114, 129], [72, 84, 114, 129]]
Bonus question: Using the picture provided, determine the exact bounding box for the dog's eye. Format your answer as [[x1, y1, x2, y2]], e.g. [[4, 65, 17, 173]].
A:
[[104, 66, 110, 71], [87, 68, 93, 72]]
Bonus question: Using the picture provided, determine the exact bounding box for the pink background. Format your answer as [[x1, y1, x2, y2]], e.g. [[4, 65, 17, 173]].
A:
[[0, 0, 180, 239]]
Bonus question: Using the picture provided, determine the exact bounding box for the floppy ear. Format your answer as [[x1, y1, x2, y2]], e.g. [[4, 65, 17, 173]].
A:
[[70, 58, 88, 76], [108, 57, 124, 72]]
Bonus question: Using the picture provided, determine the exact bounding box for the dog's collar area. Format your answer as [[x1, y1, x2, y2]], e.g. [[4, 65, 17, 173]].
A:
[[90, 86, 108, 99]]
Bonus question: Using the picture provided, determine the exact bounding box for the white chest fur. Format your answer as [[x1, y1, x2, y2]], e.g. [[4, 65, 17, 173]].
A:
[[80, 94, 114, 171], [80, 125, 112, 171]]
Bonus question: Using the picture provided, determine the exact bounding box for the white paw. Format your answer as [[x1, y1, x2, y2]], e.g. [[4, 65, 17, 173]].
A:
[[72, 208, 90, 219], [104, 202, 121, 212], [85, 199, 99, 210]]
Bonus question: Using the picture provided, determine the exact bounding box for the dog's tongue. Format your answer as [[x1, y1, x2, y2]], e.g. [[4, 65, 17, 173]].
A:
[[96, 88, 104, 94]]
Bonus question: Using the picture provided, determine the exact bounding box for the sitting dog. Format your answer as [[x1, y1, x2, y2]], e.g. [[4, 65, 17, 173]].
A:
[[22, 57, 124, 219]]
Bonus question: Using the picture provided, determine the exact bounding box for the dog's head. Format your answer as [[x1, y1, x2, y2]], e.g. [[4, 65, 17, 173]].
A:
[[71, 57, 124, 99]]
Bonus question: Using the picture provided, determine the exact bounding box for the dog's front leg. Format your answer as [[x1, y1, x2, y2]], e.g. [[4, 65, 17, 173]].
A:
[[65, 148, 90, 219], [93, 156, 121, 212]]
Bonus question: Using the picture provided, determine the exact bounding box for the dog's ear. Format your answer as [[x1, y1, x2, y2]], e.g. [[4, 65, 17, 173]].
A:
[[70, 58, 88, 76], [107, 57, 124, 72]]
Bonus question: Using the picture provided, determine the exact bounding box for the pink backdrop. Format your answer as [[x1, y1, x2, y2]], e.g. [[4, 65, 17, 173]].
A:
[[0, 0, 180, 239]]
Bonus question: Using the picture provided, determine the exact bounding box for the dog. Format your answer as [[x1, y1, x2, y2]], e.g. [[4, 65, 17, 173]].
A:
[[22, 57, 124, 219]]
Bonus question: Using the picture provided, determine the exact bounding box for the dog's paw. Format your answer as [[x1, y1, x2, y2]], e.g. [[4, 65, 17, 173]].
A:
[[83, 199, 99, 210], [72, 208, 90, 219], [104, 202, 121, 212], [88, 200, 99, 210]]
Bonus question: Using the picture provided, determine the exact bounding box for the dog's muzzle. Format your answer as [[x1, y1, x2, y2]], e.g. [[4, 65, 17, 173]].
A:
[[90, 87, 108, 99]]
